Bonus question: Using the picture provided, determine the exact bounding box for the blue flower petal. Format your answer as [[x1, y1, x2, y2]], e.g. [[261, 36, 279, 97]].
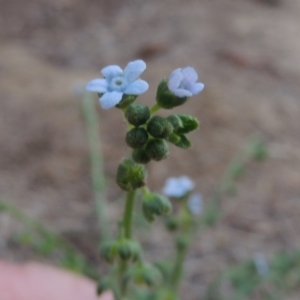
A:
[[124, 79, 149, 95], [179, 176, 195, 191], [168, 68, 182, 91], [188, 193, 203, 215], [172, 88, 193, 98], [190, 82, 205, 95], [99, 91, 123, 109], [86, 78, 108, 93], [181, 67, 198, 83], [162, 176, 194, 198], [123, 60, 146, 82], [101, 65, 123, 81]]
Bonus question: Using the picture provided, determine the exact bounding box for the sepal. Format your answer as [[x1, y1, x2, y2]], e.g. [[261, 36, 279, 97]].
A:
[[156, 79, 188, 109], [145, 138, 169, 161], [142, 193, 172, 222], [132, 148, 151, 164], [147, 116, 173, 139], [125, 103, 150, 126], [126, 127, 149, 149], [116, 159, 147, 191]]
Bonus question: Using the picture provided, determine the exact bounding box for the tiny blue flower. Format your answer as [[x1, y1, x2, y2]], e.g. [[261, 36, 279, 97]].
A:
[[162, 176, 195, 198], [167, 67, 204, 98], [86, 60, 149, 109], [253, 252, 269, 276], [187, 193, 203, 216]]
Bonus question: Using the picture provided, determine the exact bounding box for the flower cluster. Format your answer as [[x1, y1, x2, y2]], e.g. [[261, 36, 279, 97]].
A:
[[86, 59, 205, 300], [86, 60, 204, 110]]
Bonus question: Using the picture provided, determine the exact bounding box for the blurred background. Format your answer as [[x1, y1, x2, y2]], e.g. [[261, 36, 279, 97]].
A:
[[1, 0, 300, 299]]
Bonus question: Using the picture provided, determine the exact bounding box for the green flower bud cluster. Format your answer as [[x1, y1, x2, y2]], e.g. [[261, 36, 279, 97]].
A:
[[116, 159, 147, 191], [100, 239, 141, 263], [142, 193, 172, 222], [124, 102, 199, 167], [125, 104, 172, 163]]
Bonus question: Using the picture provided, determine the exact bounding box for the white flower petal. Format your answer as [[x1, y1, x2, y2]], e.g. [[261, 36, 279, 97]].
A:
[[124, 79, 149, 95], [124, 60, 146, 82], [172, 88, 192, 98], [190, 82, 205, 95], [99, 91, 123, 109], [101, 65, 123, 81], [86, 78, 108, 93], [168, 68, 182, 91], [181, 67, 198, 83]]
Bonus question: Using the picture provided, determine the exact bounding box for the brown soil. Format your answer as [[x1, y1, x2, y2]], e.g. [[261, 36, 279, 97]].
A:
[[1, 0, 300, 299]]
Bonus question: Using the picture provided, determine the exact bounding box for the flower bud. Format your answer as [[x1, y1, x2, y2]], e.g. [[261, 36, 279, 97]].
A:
[[172, 134, 192, 149], [100, 240, 118, 263], [145, 139, 169, 161], [132, 148, 151, 164], [147, 116, 173, 139], [167, 133, 181, 144], [125, 103, 150, 126], [167, 114, 183, 131], [116, 159, 147, 191], [117, 239, 141, 262], [142, 193, 172, 222], [176, 114, 199, 134], [126, 128, 149, 149], [164, 216, 179, 231], [175, 236, 188, 251], [156, 79, 188, 109]]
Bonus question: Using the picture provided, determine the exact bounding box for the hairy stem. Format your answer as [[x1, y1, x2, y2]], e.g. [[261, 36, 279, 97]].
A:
[[123, 190, 136, 239], [170, 244, 188, 291], [117, 190, 136, 298]]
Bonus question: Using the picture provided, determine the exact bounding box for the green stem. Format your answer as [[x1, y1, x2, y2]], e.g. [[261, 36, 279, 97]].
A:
[[82, 93, 109, 242], [123, 190, 136, 239], [117, 190, 136, 298], [150, 103, 161, 114], [170, 242, 188, 291]]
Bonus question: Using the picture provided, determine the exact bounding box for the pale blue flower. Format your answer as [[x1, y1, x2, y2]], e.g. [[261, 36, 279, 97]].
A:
[[162, 176, 195, 198], [168, 67, 204, 98], [253, 252, 269, 276], [86, 60, 149, 109], [187, 193, 203, 215]]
